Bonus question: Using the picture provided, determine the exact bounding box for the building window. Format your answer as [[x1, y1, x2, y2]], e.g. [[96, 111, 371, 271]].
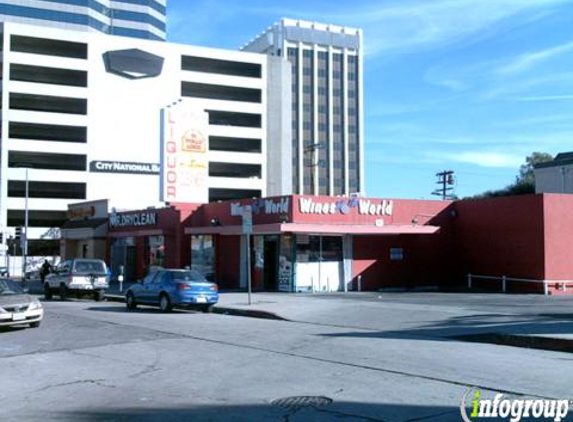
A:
[[147, 236, 165, 270], [11, 35, 87, 59], [181, 81, 261, 103], [181, 56, 261, 78]]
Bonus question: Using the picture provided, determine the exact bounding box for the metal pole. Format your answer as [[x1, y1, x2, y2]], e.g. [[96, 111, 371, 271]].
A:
[[22, 168, 29, 279], [318, 236, 322, 292], [247, 234, 252, 305]]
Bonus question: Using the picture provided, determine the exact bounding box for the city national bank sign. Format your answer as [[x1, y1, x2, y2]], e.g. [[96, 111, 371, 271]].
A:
[[160, 101, 209, 204]]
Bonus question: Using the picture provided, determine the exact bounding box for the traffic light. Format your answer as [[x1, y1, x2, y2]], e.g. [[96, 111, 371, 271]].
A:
[[0, 232, 3, 244], [14, 226, 22, 239]]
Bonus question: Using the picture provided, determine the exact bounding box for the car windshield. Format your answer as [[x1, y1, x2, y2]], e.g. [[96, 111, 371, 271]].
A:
[[73, 260, 106, 274], [171, 270, 206, 282], [0, 279, 24, 296]]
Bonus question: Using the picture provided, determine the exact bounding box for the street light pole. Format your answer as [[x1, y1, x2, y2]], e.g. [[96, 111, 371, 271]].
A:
[[22, 167, 29, 279]]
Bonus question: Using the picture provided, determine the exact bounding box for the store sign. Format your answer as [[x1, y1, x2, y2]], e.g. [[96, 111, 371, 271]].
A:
[[161, 102, 209, 204], [90, 160, 160, 175], [67, 206, 95, 219], [230, 197, 290, 216], [299, 197, 394, 216], [109, 211, 157, 228]]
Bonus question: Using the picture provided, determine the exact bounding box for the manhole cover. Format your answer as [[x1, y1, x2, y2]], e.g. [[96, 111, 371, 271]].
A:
[[272, 396, 333, 411]]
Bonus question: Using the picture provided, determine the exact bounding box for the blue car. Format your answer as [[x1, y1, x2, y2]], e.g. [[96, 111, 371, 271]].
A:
[[125, 269, 218, 313]]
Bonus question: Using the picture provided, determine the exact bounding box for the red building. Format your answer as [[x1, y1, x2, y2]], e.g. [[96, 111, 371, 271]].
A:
[[104, 193, 573, 295]]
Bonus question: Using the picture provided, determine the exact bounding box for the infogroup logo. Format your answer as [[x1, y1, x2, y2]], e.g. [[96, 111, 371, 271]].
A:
[[460, 388, 571, 422]]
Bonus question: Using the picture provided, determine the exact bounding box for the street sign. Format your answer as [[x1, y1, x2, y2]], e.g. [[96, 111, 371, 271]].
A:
[[242, 205, 253, 235]]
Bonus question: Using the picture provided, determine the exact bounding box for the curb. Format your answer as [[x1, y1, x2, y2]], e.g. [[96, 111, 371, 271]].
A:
[[453, 333, 573, 354], [104, 294, 287, 321]]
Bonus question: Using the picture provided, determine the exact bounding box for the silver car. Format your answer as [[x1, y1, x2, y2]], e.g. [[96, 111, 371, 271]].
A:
[[0, 279, 43, 329]]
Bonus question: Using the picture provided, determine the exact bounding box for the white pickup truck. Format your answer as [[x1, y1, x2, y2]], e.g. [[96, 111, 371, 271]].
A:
[[44, 259, 109, 301]]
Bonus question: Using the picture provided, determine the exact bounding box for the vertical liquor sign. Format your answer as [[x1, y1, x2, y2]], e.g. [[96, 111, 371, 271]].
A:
[[160, 101, 209, 203]]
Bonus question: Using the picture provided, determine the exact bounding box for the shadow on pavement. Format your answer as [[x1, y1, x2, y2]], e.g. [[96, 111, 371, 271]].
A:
[[86, 306, 200, 315], [317, 313, 573, 353], [50, 401, 488, 422], [51, 399, 573, 422]]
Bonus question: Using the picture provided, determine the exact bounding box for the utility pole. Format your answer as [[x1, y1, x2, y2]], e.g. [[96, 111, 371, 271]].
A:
[[432, 170, 456, 200]]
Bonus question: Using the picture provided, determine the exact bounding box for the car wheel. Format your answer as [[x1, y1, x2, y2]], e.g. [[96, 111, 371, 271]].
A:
[[29, 321, 41, 328], [59, 284, 68, 300], [159, 294, 172, 313], [201, 304, 214, 313], [126, 292, 137, 310], [94, 290, 105, 302], [44, 283, 53, 300]]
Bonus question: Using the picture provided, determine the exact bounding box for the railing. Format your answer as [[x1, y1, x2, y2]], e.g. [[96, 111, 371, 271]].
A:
[[467, 274, 573, 296]]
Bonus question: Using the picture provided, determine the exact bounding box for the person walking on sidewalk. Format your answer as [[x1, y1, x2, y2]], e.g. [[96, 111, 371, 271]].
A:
[[40, 260, 52, 284]]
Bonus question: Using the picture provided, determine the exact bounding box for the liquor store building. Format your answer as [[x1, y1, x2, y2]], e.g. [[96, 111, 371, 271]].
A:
[[185, 194, 573, 295], [185, 195, 454, 292]]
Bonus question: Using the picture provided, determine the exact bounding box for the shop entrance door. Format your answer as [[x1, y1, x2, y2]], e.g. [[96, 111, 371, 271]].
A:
[[111, 241, 136, 282], [294, 235, 343, 292], [263, 237, 279, 291]]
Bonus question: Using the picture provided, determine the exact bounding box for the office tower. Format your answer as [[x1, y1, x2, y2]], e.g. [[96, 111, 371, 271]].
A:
[[0, 0, 166, 40], [243, 18, 364, 196]]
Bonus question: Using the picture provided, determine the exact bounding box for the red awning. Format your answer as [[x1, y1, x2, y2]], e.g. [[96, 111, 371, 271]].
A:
[[185, 223, 439, 236]]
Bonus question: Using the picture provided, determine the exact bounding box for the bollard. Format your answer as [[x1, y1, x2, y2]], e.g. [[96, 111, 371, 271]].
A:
[[467, 274, 472, 290], [358, 275, 362, 292], [502, 275, 507, 293]]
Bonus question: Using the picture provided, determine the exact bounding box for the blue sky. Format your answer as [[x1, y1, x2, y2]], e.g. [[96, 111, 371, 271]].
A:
[[166, 0, 573, 199]]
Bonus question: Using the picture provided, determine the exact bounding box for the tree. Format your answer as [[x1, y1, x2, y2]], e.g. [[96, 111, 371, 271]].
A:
[[467, 152, 554, 199], [516, 151, 554, 186]]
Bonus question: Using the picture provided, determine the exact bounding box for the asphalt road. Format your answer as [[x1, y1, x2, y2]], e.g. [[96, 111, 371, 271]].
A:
[[1, 298, 572, 422]]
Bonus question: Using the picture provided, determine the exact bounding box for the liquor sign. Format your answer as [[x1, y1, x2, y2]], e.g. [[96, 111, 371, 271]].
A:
[[160, 101, 209, 203]]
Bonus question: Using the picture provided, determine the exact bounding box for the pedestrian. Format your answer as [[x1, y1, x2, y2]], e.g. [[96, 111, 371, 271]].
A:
[[40, 260, 51, 283]]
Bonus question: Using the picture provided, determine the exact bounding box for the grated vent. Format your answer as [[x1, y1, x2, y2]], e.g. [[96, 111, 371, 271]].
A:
[[271, 396, 333, 411]]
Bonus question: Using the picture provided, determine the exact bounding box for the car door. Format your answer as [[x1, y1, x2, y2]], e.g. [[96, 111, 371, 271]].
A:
[[148, 271, 169, 304], [137, 272, 160, 304], [59, 261, 72, 286]]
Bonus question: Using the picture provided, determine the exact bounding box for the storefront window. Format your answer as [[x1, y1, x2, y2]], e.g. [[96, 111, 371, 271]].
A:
[[296, 235, 342, 262], [191, 235, 215, 281], [147, 235, 165, 270]]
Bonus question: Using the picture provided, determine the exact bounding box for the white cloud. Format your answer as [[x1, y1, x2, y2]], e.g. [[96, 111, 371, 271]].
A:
[[437, 151, 524, 168], [496, 40, 573, 74], [321, 0, 570, 55], [512, 94, 573, 101]]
